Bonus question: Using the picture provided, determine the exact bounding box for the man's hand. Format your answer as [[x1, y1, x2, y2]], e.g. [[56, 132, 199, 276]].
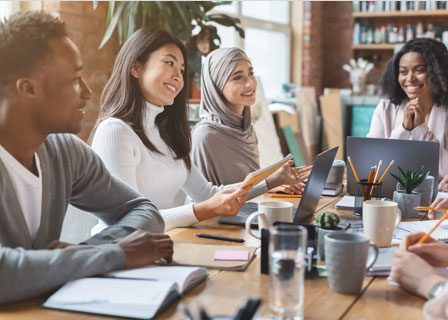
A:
[[401, 232, 448, 267], [118, 230, 173, 269]]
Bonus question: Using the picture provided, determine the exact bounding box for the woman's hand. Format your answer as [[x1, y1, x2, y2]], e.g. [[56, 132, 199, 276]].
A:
[[193, 186, 252, 221], [266, 162, 312, 192], [439, 175, 448, 192], [269, 184, 304, 195], [401, 232, 448, 267], [403, 98, 427, 131], [390, 247, 446, 299], [47, 240, 72, 250], [428, 198, 448, 219]]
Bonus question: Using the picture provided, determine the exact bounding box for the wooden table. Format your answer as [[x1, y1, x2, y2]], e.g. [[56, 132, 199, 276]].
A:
[[0, 194, 426, 320]]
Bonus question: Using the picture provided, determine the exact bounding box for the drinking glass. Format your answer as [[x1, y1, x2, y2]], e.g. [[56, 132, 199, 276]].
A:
[[269, 224, 307, 320]]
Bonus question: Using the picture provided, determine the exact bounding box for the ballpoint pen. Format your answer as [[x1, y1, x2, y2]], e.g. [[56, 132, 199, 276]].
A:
[[195, 233, 245, 243]]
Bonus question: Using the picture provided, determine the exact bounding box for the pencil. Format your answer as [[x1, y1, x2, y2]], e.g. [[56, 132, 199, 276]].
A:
[[347, 156, 361, 182], [417, 211, 448, 244], [416, 207, 448, 211], [373, 160, 382, 183], [377, 160, 395, 183], [270, 194, 302, 198]]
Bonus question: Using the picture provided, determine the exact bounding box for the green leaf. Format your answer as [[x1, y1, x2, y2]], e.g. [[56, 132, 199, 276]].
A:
[[187, 2, 208, 20], [99, 1, 125, 48]]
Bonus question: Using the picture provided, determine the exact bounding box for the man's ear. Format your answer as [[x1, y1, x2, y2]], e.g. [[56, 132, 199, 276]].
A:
[[15, 78, 36, 98], [130, 62, 140, 79]]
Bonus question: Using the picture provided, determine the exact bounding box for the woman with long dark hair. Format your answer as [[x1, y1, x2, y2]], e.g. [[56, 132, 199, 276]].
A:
[[89, 28, 305, 232], [367, 38, 448, 180]]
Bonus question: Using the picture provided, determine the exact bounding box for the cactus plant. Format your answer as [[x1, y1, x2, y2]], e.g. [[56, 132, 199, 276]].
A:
[[314, 212, 340, 230], [390, 165, 429, 194]]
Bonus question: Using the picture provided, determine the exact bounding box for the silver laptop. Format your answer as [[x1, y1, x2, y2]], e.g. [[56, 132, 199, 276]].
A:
[[217, 146, 338, 226], [346, 137, 439, 199]]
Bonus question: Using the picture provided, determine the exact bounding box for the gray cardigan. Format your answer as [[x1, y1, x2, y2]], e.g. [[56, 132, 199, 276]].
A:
[[0, 134, 165, 303]]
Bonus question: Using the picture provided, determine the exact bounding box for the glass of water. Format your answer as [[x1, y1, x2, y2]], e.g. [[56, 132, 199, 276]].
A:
[[269, 224, 307, 320]]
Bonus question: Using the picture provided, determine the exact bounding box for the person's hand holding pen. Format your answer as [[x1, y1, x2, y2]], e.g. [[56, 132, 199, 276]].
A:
[[390, 232, 448, 299], [401, 232, 448, 267], [428, 198, 448, 219]]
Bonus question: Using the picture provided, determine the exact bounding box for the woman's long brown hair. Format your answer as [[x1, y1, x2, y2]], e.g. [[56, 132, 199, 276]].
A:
[[91, 28, 191, 170]]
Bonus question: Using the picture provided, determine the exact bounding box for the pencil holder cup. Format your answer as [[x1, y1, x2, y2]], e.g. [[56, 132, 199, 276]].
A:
[[354, 179, 382, 216]]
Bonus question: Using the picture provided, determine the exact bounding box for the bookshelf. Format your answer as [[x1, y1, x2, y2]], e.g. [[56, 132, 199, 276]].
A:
[[353, 10, 448, 18]]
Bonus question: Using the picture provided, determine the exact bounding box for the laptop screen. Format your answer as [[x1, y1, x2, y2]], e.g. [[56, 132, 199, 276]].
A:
[[292, 146, 338, 224]]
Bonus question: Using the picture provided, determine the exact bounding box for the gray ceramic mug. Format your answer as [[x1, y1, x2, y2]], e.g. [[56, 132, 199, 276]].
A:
[[324, 232, 378, 294], [413, 175, 434, 207]]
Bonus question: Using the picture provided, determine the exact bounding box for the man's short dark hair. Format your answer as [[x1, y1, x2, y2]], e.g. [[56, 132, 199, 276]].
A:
[[0, 11, 67, 94]]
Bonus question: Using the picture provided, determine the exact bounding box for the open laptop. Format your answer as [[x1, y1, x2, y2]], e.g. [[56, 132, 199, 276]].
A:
[[346, 137, 439, 199], [217, 146, 338, 226]]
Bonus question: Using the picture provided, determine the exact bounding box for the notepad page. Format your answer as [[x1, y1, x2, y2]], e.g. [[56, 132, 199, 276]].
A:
[[392, 220, 448, 244], [43, 278, 177, 319], [107, 266, 206, 293]]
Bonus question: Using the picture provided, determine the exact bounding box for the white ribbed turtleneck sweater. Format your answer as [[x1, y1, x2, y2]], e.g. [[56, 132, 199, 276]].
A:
[[91, 102, 267, 231]]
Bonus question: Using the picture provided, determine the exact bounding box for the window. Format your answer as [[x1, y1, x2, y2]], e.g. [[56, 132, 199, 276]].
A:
[[0, 1, 12, 21], [212, 1, 290, 99]]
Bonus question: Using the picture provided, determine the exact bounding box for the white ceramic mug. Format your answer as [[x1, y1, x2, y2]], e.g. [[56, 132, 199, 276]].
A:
[[245, 201, 294, 239], [362, 200, 402, 248]]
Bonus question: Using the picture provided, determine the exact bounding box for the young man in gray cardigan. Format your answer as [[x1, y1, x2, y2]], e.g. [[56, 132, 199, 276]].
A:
[[0, 11, 173, 303]]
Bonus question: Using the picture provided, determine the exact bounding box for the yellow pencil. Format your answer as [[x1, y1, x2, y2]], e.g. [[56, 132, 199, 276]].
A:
[[270, 194, 302, 198], [347, 156, 361, 182], [377, 160, 395, 183], [417, 211, 448, 244], [373, 160, 382, 183]]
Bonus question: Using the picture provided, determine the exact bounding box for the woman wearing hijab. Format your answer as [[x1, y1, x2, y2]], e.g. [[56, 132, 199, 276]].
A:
[[88, 29, 306, 233], [192, 47, 310, 194]]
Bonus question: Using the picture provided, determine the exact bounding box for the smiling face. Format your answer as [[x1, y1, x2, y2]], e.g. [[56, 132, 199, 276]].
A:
[[222, 59, 257, 115], [398, 51, 432, 101], [131, 43, 185, 107], [31, 37, 92, 134]]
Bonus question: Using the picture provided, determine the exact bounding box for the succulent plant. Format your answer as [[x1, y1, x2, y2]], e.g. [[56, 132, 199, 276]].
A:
[[390, 165, 429, 194], [314, 212, 340, 230]]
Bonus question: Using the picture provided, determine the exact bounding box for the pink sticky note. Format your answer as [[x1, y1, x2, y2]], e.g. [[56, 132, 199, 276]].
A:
[[214, 250, 250, 261]]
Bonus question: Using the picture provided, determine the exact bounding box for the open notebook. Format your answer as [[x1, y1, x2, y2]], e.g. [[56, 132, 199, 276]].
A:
[[42, 266, 207, 319]]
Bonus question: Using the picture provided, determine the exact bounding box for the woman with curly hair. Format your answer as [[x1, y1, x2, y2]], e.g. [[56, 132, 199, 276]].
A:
[[367, 38, 448, 179]]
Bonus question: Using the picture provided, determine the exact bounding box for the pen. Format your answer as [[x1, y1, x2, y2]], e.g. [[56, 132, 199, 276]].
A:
[[270, 194, 302, 198], [195, 233, 245, 243], [417, 211, 448, 244]]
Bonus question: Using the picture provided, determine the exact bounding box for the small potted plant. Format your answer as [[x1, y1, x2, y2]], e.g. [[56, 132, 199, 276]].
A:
[[315, 211, 342, 261], [390, 165, 429, 218]]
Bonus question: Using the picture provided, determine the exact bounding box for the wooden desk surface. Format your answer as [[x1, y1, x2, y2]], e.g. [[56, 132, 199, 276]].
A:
[[0, 193, 426, 320]]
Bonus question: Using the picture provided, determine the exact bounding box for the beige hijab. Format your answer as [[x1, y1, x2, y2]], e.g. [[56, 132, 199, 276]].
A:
[[191, 47, 259, 185]]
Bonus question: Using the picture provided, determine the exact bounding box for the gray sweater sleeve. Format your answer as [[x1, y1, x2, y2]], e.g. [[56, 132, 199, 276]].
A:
[[0, 243, 124, 304], [66, 135, 165, 244], [0, 134, 164, 303]]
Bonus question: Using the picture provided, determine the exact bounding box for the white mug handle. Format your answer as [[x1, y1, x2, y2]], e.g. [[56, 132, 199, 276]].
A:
[[396, 183, 403, 192], [395, 207, 402, 228], [245, 211, 268, 240]]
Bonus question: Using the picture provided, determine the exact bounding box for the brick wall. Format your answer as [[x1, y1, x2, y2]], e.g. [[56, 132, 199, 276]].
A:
[[42, 1, 120, 142], [301, 1, 323, 97]]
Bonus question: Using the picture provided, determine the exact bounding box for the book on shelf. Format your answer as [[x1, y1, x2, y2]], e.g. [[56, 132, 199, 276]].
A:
[[42, 266, 207, 319]]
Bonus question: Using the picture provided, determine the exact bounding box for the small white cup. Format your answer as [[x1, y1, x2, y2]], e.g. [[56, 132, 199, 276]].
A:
[[245, 201, 294, 239], [362, 200, 402, 248]]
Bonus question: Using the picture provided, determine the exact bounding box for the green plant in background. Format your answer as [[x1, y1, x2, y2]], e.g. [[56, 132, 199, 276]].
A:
[[390, 165, 429, 194], [314, 212, 340, 230], [93, 1, 244, 83]]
